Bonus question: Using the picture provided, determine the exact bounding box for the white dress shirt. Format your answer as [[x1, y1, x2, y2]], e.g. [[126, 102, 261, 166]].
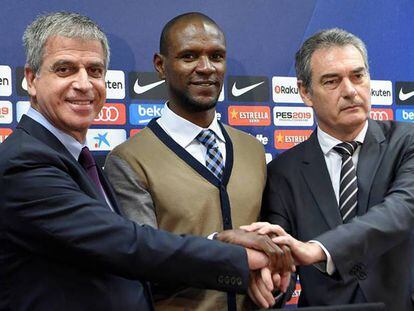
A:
[[157, 103, 226, 165], [312, 121, 368, 274]]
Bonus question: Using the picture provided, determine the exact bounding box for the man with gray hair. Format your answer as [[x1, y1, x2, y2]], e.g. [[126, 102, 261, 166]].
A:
[[244, 28, 414, 310], [0, 11, 292, 310]]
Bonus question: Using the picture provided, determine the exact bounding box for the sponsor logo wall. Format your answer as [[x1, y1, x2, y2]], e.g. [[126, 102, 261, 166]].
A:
[[1, 2, 412, 309], [1, 67, 407, 162]]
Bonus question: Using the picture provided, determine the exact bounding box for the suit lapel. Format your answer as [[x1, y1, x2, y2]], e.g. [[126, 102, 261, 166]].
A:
[[300, 131, 342, 229], [356, 119, 386, 214], [19, 115, 120, 214]]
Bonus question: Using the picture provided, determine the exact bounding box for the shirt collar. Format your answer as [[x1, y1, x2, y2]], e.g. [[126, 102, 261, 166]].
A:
[[26, 107, 86, 160], [158, 102, 225, 148], [317, 120, 368, 155]]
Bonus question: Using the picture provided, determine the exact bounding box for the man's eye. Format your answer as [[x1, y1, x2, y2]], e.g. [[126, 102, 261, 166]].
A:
[[88, 67, 104, 78], [324, 80, 336, 85], [211, 53, 224, 61], [55, 67, 71, 75], [182, 53, 196, 61]]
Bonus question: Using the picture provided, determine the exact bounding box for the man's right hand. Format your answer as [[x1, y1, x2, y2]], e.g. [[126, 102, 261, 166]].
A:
[[215, 229, 294, 273]]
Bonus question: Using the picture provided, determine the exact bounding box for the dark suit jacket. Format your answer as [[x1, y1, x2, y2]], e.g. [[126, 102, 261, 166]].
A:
[[0, 116, 249, 311], [263, 119, 414, 311]]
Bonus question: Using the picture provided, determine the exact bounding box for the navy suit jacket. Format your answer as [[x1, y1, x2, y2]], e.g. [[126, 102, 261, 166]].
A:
[[0, 116, 249, 311], [263, 119, 414, 311]]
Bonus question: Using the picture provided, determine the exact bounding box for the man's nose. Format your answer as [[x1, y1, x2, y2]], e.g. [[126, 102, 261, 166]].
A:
[[341, 78, 357, 99], [195, 56, 215, 74], [72, 69, 93, 92]]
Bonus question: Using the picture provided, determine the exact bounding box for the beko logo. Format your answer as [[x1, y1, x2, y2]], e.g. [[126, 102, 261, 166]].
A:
[[105, 70, 125, 99], [227, 76, 269, 102], [395, 82, 414, 105], [272, 76, 303, 103], [129, 103, 164, 125], [0, 65, 12, 97], [273, 106, 313, 126], [396, 109, 414, 122], [93, 103, 126, 125], [370, 80, 392, 106], [0, 101, 12, 124], [129, 72, 168, 100]]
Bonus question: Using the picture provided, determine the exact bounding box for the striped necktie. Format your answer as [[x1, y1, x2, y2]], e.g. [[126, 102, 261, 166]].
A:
[[196, 129, 225, 180], [333, 141, 361, 223]]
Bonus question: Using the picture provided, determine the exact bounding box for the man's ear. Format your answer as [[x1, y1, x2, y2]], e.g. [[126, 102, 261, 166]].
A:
[[297, 80, 313, 108], [24, 65, 37, 97], [153, 53, 166, 80]]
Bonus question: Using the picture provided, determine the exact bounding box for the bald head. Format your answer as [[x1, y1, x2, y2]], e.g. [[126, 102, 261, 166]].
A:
[[159, 12, 225, 56]]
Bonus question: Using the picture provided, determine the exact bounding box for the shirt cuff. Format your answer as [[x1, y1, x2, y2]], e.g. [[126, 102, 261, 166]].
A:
[[208, 232, 218, 240], [308, 240, 335, 275]]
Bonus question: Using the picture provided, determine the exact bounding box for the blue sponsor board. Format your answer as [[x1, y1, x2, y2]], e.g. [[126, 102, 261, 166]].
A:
[[396, 109, 414, 123], [129, 103, 164, 126]]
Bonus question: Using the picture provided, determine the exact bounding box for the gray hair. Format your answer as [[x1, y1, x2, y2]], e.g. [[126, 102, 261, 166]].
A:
[[295, 28, 369, 91], [23, 12, 110, 74]]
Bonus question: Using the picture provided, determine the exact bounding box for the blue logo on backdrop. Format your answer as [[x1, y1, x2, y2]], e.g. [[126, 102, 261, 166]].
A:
[[129, 103, 164, 125], [396, 109, 414, 122]]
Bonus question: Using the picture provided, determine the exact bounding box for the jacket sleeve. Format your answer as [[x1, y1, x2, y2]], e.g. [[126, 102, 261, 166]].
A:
[[1, 146, 249, 293]]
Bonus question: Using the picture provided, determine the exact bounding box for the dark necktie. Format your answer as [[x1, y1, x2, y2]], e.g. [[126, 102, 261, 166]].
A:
[[333, 141, 361, 223], [196, 129, 225, 180], [78, 146, 105, 197]]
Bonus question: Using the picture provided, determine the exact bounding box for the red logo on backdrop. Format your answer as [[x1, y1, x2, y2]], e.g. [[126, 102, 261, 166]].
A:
[[274, 130, 312, 150], [228, 106, 271, 126], [369, 108, 393, 120], [0, 128, 12, 143], [93, 103, 126, 125], [286, 281, 302, 305], [129, 129, 142, 137]]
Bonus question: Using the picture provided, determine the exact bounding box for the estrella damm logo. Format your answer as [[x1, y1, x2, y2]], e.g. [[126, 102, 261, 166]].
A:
[[228, 106, 271, 126], [274, 130, 312, 150], [0, 128, 12, 143]]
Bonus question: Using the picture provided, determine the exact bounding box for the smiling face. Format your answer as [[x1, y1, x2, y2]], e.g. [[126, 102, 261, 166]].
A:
[[298, 44, 371, 141], [25, 35, 106, 143], [154, 18, 226, 124]]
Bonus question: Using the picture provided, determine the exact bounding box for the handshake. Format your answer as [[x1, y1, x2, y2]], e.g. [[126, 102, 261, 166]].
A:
[[216, 222, 326, 308]]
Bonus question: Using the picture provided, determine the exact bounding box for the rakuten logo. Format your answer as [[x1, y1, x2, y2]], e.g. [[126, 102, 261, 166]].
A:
[[0, 128, 12, 143], [86, 129, 126, 151], [0, 65, 12, 97], [228, 106, 271, 126], [129, 104, 164, 125], [273, 106, 314, 126], [370, 80, 392, 106], [93, 103, 126, 125], [0, 101, 12, 124], [274, 130, 312, 150], [105, 70, 125, 99], [272, 76, 303, 103], [369, 108, 393, 121]]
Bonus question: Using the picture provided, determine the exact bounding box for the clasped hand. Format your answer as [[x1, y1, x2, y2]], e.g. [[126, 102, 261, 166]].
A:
[[215, 228, 295, 308]]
